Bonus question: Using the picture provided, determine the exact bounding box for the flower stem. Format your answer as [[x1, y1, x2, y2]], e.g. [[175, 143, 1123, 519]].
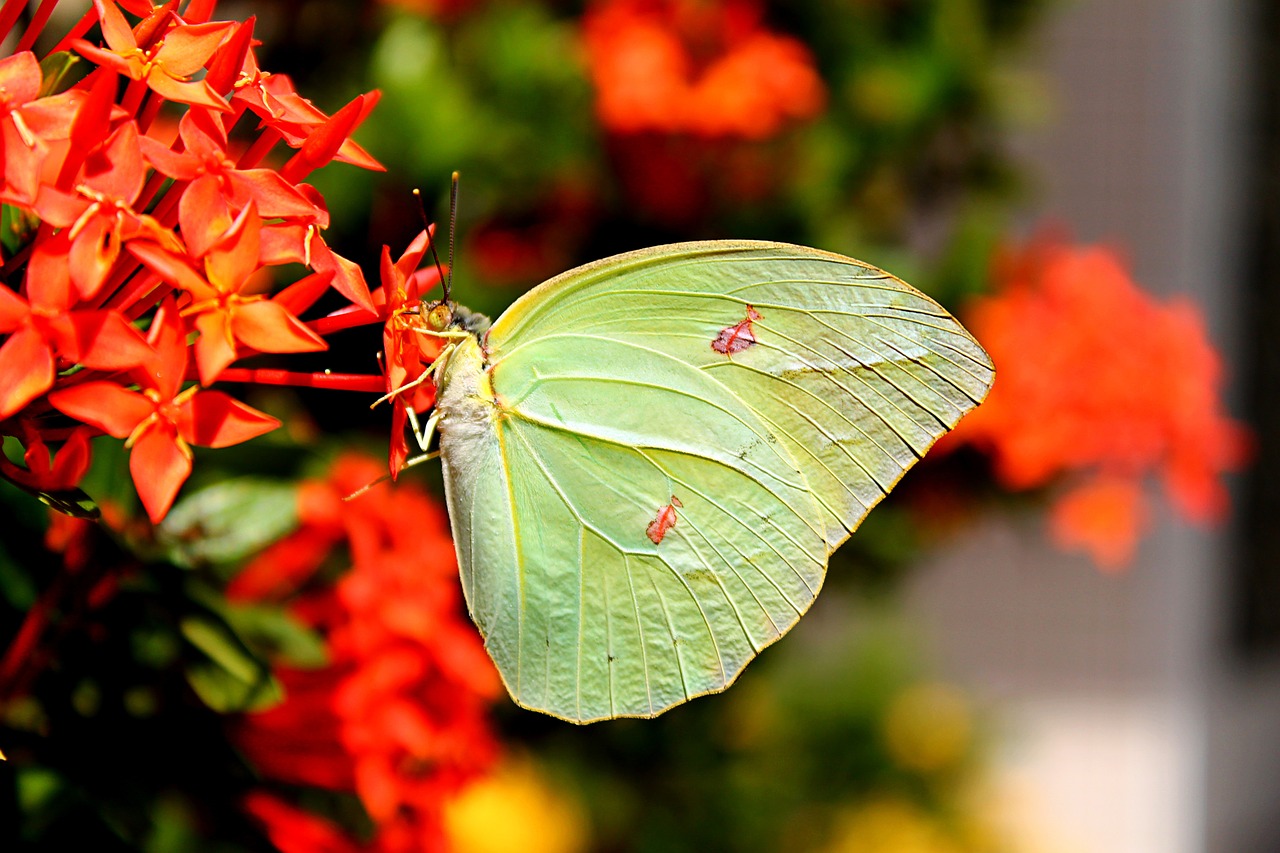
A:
[[217, 368, 385, 393], [0, 0, 29, 46], [15, 0, 60, 53], [50, 6, 99, 55], [237, 127, 282, 170]]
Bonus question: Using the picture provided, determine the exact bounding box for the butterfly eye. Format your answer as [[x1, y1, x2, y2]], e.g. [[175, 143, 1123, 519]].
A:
[[426, 303, 453, 331]]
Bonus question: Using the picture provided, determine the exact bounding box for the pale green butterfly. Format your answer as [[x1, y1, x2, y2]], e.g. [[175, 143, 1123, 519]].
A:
[[409, 238, 993, 724]]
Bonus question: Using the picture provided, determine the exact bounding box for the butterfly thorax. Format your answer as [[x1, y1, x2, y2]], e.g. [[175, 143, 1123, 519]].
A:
[[436, 333, 498, 433]]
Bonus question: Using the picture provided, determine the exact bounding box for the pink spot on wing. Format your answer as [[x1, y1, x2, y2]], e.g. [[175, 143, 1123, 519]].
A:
[[647, 495, 684, 544], [712, 306, 763, 354]]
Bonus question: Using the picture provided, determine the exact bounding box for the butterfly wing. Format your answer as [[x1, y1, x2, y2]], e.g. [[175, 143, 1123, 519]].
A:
[[436, 241, 993, 723]]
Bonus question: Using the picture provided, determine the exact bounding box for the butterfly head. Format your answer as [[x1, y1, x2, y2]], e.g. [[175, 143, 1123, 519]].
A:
[[422, 299, 492, 340]]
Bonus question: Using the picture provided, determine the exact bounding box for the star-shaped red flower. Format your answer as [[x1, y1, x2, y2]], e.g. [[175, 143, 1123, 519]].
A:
[[129, 203, 328, 385], [48, 299, 281, 522], [0, 232, 153, 419], [71, 0, 234, 112]]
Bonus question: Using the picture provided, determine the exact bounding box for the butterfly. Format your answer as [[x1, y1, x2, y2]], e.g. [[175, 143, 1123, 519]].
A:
[[409, 239, 993, 723]]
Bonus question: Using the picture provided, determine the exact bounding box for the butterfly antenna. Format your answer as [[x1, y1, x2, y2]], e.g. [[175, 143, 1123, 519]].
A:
[[447, 171, 459, 301], [413, 188, 448, 299]]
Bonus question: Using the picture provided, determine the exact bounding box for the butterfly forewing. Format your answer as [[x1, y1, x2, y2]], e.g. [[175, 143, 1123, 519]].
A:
[[436, 241, 993, 722]]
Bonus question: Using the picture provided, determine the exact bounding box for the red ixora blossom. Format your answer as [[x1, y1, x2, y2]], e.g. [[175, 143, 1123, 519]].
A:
[[583, 0, 826, 139], [0, 0, 391, 522], [946, 237, 1251, 569], [233, 455, 501, 853], [48, 299, 280, 522]]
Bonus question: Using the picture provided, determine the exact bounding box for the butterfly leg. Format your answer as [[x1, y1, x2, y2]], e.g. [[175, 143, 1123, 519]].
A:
[[369, 341, 460, 410], [343, 409, 442, 502], [406, 407, 441, 453]]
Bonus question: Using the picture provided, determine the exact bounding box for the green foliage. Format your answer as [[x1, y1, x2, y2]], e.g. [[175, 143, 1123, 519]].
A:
[[0, 466, 317, 848], [156, 479, 300, 572], [314, 0, 1048, 308]]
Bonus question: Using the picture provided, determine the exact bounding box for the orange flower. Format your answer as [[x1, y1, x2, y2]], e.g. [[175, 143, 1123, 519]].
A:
[[71, 0, 234, 111], [950, 237, 1250, 567], [583, 0, 825, 139], [1049, 476, 1149, 571], [236, 454, 500, 852]]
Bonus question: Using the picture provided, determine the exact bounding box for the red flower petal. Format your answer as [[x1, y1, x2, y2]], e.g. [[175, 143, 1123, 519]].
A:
[[178, 173, 234, 260], [258, 222, 309, 267], [0, 326, 53, 419], [25, 232, 75, 311], [178, 390, 280, 448], [393, 228, 435, 285], [59, 68, 118, 189], [1, 121, 48, 205], [68, 214, 120, 300], [138, 132, 202, 180], [48, 309, 153, 370], [29, 184, 87, 229], [0, 51, 42, 105], [141, 298, 189, 399], [193, 310, 239, 386], [388, 400, 409, 479], [48, 381, 153, 438], [81, 121, 145, 206], [279, 93, 376, 184], [232, 301, 327, 355], [128, 240, 212, 298], [179, 104, 231, 158], [243, 792, 364, 853], [155, 21, 235, 78], [204, 202, 261, 294], [130, 419, 193, 523], [144, 74, 231, 112], [92, 0, 138, 53], [3, 427, 96, 492], [0, 283, 31, 332], [311, 242, 374, 313], [203, 18, 255, 96], [70, 39, 134, 77], [47, 427, 94, 489], [273, 270, 335, 316], [229, 169, 322, 220]]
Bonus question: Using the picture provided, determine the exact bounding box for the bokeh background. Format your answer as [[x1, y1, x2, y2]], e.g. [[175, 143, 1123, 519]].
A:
[[2, 1, 1274, 851]]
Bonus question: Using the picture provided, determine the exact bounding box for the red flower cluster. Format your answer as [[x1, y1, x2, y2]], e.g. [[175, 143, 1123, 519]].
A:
[[583, 0, 825, 139], [232, 455, 501, 853], [948, 238, 1250, 568], [0, 0, 385, 522]]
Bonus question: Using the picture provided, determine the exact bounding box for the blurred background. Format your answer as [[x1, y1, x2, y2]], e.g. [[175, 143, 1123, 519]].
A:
[[2, 0, 1275, 851]]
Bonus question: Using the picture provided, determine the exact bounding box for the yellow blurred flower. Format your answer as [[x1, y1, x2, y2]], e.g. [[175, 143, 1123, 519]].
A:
[[882, 682, 973, 773], [822, 798, 962, 853], [444, 757, 588, 853]]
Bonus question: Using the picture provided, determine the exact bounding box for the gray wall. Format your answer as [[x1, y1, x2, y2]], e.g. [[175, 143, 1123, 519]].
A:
[[906, 1, 1280, 850]]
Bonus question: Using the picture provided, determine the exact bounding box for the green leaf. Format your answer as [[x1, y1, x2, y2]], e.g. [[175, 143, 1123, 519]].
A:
[[224, 604, 328, 669], [17, 768, 63, 813], [180, 614, 282, 713], [37, 51, 81, 97], [185, 663, 283, 714], [156, 479, 298, 570]]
